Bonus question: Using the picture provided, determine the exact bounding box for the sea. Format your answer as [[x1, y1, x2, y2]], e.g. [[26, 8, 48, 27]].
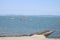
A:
[[0, 15, 60, 38]]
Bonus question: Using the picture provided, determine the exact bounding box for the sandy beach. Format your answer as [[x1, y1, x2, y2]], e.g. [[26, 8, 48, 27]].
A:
[[0, 30, 60, 40], [0, 34, 60, 40]]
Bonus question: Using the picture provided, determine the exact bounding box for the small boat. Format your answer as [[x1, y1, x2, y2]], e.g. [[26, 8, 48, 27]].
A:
[[20, 17, 28, 21]]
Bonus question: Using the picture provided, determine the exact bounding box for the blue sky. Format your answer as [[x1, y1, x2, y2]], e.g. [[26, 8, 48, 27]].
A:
[[0, 0, 60, 15]]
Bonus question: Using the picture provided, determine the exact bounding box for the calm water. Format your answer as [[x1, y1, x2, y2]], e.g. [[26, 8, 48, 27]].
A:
[[0, 16, 60, 38]]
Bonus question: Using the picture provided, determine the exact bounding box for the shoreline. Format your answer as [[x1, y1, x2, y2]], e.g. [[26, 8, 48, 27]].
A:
[[0, 30, 60, 40], [0, 30, 53, 37], [0, 35, 60, 40]]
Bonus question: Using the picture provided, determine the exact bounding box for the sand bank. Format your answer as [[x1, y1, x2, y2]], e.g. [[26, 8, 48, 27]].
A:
[[0, 30, 60, 40], [0, 35, 60, 40]]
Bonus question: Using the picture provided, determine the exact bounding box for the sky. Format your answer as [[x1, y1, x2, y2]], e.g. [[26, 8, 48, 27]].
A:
[[0, 0, 60, 15]]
